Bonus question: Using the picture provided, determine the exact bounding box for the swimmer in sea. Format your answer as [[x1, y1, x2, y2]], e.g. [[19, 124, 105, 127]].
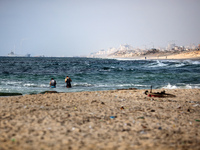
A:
[[65, 76, 72, 88], [50, 78, 56, 88]]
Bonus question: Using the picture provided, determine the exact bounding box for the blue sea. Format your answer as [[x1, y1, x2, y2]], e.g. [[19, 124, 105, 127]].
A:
[[0, 57, 200, 95]]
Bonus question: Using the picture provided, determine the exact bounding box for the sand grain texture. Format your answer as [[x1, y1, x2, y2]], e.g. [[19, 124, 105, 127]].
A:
[[0, 89, 200, 150]]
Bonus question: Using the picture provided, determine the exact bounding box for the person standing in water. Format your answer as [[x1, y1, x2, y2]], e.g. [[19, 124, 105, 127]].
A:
[[50, 78, 56, 88], [65, 76, 72, 88]]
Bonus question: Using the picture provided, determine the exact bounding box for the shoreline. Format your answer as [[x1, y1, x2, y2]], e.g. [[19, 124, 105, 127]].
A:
[[2, 84, 200, 97], [1, 89, 200, 150], [110, 55, 200, 60], [142, 53, 200, 60], [98, 50, 200, 60]]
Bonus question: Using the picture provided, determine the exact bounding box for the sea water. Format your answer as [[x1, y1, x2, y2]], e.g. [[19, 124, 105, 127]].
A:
[[0, 57, 200, 95]]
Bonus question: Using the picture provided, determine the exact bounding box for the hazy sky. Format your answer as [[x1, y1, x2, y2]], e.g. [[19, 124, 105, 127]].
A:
[[0, 0, 200, 57]]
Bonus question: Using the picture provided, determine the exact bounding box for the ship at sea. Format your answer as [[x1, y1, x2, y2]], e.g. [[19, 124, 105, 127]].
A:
[[7, 51, 31, 57]]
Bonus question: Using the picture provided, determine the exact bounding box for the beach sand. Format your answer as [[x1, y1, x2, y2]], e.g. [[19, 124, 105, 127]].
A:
[[0, 89, 200, 150], [142, 51, 200, 60], [107, 50, 200, 60]]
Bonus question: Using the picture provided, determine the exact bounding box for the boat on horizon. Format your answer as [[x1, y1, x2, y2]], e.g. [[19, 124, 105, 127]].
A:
[[7, 51, 31, 57]]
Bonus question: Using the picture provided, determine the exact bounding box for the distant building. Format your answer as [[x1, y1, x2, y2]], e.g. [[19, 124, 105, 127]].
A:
[[8, 51, 17, 57], [119, 44, 133, 51], [167, 43, 175, 50], [174, 46, 184, 51]]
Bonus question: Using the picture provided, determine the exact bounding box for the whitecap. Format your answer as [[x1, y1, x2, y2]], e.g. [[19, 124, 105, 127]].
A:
[[23, 83, 37, 87], [148, 60, 168, 68], [162, 83, 178, 89], [162, 83, 200, 89], [192, 61, 200, 65], [73, 83, 93, 87], [23, 83, 47, 88], [174, 63, 185, 67], [84, 61, 90, 65], [183, 60, 200, 65], [1, 81, 22, 86], [99, 69, 111, 72], [156, 60, 168, 67], [185, 84, 200, 89]]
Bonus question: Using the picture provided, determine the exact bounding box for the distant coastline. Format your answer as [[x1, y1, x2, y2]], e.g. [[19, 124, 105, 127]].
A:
[[2, 49, 200, 60], [120, 50, 200, 60], [89, 43, 200, 60], [89, 49, 200, 60]]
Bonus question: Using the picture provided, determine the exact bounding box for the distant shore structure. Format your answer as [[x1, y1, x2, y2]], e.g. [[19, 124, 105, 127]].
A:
[[7, 51, 31, 57], [88, 43, 200, 58]]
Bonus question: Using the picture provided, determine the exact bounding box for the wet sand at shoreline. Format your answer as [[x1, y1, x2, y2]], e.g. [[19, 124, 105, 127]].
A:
[[0, 89, 200, 150]]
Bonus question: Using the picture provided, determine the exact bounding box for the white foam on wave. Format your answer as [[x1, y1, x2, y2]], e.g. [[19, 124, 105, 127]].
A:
[[1, 81, 22, 86], [95, 83, 149, 88], [162, 83, 200, 89], [23, 83, 47, 88], [148, 60, 168, 68], [191, 61, 200, 65], [162, 83, 178, 89], [84, 61, 90, 65], [73, 82, 93, 87], [185, 84, 200, 89], [183, 60, 200, 65], [150, 59, 200, 68], [174, 63, 185, 67], [99, 69, 111, 72], [23, 83, 37, 87], [111, 66, 115, 69], [157, 60, 168, 67]]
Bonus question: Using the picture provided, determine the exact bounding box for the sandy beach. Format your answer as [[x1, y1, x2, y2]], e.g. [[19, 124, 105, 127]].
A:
[[142, 51, 200, 60], [0, 89, 200, 150], [108, 50, 200, 60]]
